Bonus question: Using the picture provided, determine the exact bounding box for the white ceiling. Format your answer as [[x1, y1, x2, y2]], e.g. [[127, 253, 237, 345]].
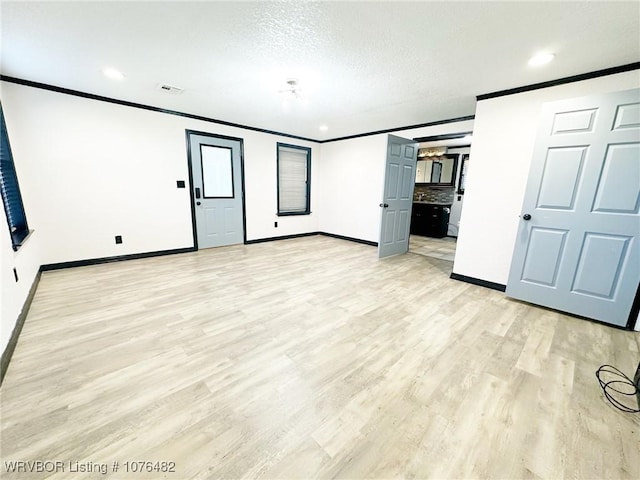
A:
[[1, 1, 639, 141]]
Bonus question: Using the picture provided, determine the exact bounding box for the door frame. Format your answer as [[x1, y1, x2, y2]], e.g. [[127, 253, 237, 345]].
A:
[[627, 286, 639, 330], [411, 132, 472, 241], [185, 129, 247, 250]]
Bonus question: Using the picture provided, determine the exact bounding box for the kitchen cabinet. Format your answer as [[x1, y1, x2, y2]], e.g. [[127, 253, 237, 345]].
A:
[[410, 203, 451, 238]]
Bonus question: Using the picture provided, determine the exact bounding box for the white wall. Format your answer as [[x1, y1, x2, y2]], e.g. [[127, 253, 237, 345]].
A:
[[1, 81, 324, 358], [2, 82, 472, 262], [319, 120, 474, 243], [1, 206, 41, 354], [243, 134, 320, 240], [453, 70, 640, 299], [318, 135, 386, 242], [1, 82, 320, 267]]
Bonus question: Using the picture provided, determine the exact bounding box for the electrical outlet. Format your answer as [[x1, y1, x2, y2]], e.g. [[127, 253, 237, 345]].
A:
[[177, 180, 185, 188], [13, 268, 18, 282], [274, 221, 278, 228], [115, 235, 123, 244]]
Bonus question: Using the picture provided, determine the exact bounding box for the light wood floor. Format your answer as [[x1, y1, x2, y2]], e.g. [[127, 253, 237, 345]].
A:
[[1, 236, 638, 479], [409, 235, 457, 262]]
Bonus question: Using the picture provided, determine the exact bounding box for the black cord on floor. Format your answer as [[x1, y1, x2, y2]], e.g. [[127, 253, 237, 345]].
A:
[[596, 364, 640, 413]]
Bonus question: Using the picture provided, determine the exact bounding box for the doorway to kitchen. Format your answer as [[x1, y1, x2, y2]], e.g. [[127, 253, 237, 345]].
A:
[[408, 131, 471, 264]]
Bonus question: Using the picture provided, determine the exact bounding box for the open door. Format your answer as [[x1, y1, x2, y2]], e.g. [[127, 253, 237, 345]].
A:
[[506, 88, 640, 327], [378, 135, 418, 258]]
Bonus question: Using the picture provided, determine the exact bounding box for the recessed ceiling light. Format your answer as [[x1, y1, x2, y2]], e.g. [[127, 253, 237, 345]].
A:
[[102, 67, 125, 80], [528, 53, 555, 67], [319, 125, 328, 132]]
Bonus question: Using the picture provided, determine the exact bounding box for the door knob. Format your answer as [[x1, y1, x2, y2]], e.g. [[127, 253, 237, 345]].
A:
[[196, 201, 201, 206], [379, 203, 389, 208], [522, 213, 532, 221]]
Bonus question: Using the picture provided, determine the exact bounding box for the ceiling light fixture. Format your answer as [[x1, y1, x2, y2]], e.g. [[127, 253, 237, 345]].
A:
[[280, 78, 303, 99], [528, 52, 555, 67], [102, 67, 125, 80], [319, 125, 328, 132], [418, 146, 448, 158]]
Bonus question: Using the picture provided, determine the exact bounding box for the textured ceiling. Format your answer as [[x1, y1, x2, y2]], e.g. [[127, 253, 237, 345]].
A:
[[1, 1, 639, 141]]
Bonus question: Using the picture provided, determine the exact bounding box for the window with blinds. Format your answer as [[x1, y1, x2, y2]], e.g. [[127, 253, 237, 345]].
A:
[[277, 143, 311, 215], [0, 104, 30, 250]]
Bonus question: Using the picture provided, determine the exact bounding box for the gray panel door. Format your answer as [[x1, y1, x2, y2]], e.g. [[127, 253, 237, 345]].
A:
[[188, 132, 244, 249], [506, 88, 640, 327], [378, 135, 418, 258]]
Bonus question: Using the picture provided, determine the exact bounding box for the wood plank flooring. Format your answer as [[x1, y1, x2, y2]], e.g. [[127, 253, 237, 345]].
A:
[[1, 235, 638, 479], [408, 235, 457, 262]]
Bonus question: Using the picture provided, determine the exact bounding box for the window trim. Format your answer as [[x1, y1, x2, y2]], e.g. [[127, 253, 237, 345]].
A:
[[276, 142, 311, 216], [0, 103, 30, 251]]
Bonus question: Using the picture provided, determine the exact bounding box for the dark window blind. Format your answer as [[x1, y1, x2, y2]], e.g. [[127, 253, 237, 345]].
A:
[[277, 143, 311, 215], [0, 104, 29, 249]]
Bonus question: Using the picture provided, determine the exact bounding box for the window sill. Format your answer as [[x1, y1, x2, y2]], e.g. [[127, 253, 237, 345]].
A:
[[277, 211, 311, 217], [11, 229, 34, 252]]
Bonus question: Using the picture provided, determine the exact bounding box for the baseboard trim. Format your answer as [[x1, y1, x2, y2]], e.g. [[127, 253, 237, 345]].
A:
[[6, 234, 378, 382], [245, 232, 321, 244], [319, 232, 378, 247], [40, 233, 377, 268], [246, 231, 378, 247], [1, 270, 41, 385], [40, 247, 195, 271], [450, 272, 506, 292], [450, 272, 637, 330]]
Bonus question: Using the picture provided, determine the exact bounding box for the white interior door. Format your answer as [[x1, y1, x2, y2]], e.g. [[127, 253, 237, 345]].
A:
[[506, 88, 640, 327], [188, 132, 245, 249], [378, 135, 418, 258]]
